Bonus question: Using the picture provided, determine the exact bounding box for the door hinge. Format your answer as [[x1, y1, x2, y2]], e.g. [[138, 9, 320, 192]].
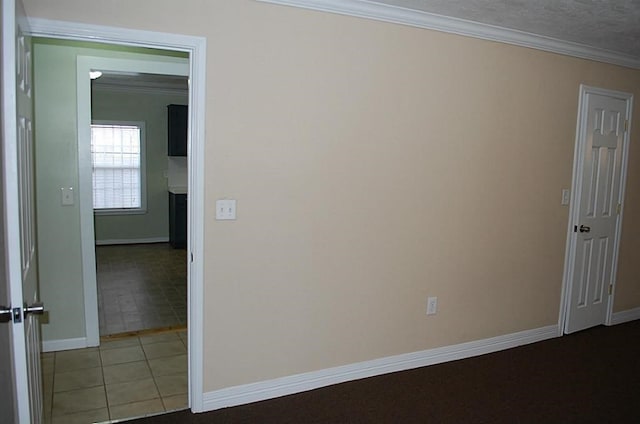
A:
[[608, 284, 613, 295], [624, 120, 629, 132], [616, 203, 622, 214]]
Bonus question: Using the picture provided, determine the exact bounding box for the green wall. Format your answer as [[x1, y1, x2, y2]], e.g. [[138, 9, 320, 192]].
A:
[[33, 38, 187, 345], [92, 88, 187, 243]]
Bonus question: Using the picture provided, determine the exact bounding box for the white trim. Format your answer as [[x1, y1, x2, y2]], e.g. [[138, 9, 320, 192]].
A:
[[42, 337, 88, 353], [255, 0, 640, 70], [26, 19, 207, 413], [95, 237, 170, 246], [186, 25, 208, 414], [558, 86, 587, 335], [610, 307, 640, 325], [203, 325, 558, 411], [560, 85, 634, 334], [92, 83, 187, 97], [27, 17, 200, 52], [607, 89, 634, 327]]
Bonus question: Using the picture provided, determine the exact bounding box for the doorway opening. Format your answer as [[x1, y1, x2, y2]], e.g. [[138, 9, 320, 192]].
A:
[[90, 71, 189, 338], [30, 25, 205, 420]]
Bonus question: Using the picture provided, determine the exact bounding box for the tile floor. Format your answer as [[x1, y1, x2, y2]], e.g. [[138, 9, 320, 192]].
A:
[[96, 243, 187, 336], [42, 330, 188, 424]]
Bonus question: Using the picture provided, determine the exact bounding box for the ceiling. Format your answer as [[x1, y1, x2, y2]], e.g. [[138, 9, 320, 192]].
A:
[[368, 0, 640, 59]]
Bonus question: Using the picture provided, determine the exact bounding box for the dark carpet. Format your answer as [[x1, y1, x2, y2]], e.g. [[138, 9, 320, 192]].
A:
[[129, 320, 640, 423]]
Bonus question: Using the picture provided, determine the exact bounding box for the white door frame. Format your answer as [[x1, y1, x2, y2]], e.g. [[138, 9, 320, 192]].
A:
[[27, 18, 207, 412], [559, 84, 633, 334]]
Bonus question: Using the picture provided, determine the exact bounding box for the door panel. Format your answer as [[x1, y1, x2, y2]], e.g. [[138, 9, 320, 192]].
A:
[[1, 0, 43, 422], [565, 88, 631, 334], [0, 90, 17, 424]]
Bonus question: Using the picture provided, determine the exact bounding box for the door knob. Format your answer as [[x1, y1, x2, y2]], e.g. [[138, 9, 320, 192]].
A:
[[24, 302, 45, 317], [579, 225, 591, 233]]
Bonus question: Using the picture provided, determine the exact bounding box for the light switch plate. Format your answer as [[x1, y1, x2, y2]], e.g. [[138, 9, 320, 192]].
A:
[[61, 187, 74, 206], [561, 189, 570, 206], [216, 199, 236, 220]]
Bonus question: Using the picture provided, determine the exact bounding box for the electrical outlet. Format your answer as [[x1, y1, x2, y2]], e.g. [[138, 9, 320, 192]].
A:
[[426, 296, 438, 315]]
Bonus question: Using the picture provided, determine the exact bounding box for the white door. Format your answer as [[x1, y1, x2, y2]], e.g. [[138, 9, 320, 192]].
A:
[[1, 0, 44, 422], [564, 86, 633, 334]]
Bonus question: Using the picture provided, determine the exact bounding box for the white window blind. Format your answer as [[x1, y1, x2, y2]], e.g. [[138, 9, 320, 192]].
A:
[[91, 123, 142, 210]]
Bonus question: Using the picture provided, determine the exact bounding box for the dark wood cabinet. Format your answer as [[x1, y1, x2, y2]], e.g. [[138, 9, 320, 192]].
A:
[[169, 192, 187, 248], [167, 104, 188, 156]]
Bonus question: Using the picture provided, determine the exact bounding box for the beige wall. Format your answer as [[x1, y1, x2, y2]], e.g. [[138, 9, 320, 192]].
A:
[[23, 0, 640, 392]]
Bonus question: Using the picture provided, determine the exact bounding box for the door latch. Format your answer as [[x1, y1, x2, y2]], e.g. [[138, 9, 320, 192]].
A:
[[0, 306, 22, 323], [0, 302, 44, 324]]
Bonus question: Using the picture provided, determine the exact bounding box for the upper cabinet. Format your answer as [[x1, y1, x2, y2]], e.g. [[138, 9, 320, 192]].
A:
[[168, 104, 188, 156]]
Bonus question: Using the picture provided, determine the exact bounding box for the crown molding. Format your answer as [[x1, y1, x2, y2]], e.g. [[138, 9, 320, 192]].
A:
[[256, 0, 640, 70], [92, 81, 188, 96]]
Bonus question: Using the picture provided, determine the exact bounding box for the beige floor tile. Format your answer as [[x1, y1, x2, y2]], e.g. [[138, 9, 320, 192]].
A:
[[54, 366, 104, 392], [103, 360, 152, 385], [41, 354, 55, 375], [55, 349, 101, 372], [109, 398, 165, 421], [52, 386, 107, 416], [106, 378, 160, 406], [43, 392, 53, 422], [142, 340, 186, 359], [43, 374, 53, 422], [100, 345, 145, 366], [43, 371, 54, 393], [177, 331, 188, 344], [51, 407, 109, 424], [140, 332, 181, 345], [148, 354, 187, 377], [162, 393, 188, 411], [100, 337, 141, 350], [154, 374, 188, 397]]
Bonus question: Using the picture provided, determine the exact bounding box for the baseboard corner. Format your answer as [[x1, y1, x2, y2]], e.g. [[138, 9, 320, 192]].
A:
[[42, 337, 88, 352], [610, 307, 640, 325]]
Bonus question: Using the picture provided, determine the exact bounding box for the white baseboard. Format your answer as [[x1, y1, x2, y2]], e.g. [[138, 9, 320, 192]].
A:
[[95, 237, 169, 246], [42, 337, 89, 352], [610, 307, 640, 325], [202, 324, 559, 411]]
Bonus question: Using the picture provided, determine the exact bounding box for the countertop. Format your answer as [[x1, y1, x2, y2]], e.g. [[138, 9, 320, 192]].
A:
[[168, 186, 188, 195]]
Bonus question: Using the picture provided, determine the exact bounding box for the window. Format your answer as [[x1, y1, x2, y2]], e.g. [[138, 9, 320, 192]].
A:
[[91, 121, 146, 214]]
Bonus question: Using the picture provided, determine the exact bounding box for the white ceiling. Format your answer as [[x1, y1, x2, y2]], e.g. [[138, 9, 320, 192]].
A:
[[369, 0, 640, 59]]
